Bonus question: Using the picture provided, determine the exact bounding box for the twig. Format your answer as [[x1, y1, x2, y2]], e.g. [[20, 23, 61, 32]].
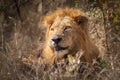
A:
[[97, 0, 109, 51], [14, 0, 23, 22]]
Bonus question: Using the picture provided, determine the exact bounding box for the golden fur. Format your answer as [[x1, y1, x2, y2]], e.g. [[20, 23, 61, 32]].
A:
[[42, 8, 100, 64]]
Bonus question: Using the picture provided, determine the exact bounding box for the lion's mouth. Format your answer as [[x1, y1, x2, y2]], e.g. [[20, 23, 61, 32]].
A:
[[54, 45, 68, 51]]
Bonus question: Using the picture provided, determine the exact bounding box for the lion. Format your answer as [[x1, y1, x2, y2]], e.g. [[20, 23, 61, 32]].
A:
[[40, 8, 100, 64]]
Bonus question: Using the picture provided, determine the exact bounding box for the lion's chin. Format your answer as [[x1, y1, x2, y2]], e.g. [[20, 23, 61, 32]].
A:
[[54, 45, 68, 52]]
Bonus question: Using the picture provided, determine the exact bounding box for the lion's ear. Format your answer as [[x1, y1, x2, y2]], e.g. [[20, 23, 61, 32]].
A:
[[43, 16, 53, 28], [74, 15, 88, 26]]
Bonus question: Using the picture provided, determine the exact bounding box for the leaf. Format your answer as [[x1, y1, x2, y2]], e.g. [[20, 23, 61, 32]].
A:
[[118, 26, 120, 31], [68, 55, 75, 64], [113, 15, 119, 23], [99, 60, 108, 68]]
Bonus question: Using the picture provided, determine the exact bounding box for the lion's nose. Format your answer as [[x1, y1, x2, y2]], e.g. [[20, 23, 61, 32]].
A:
[[52, 37, 62, 44]]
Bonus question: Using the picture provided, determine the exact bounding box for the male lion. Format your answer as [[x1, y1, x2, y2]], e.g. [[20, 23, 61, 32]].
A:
[[41, 8, 100, 64]]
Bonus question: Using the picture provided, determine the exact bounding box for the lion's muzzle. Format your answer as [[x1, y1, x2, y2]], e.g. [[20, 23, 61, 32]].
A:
[[51, 36, 68, 51]]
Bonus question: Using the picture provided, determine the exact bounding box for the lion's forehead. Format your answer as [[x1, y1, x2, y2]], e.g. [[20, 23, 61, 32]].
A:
[[52, 16, 73, 27]]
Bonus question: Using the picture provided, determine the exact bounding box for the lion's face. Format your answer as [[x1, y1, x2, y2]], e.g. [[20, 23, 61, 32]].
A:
[[43, 8, 89, 61], [46, 16, 80, 57]]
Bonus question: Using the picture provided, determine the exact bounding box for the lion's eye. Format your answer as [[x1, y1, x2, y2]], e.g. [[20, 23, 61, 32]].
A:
[[50, 28, 54, 31], [64, 26, 72, 31]]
